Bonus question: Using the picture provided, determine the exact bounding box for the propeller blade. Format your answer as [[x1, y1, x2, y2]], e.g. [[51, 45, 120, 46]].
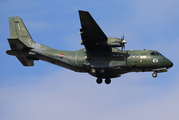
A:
[[121, 43, 126, 51], [121, 43, 124, 51], [120, 34, 126, 51]]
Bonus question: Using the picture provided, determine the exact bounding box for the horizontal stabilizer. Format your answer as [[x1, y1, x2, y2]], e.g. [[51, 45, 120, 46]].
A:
[[16, 56, 34, 66], [7, 38, 28, 50], [7, 38, 34, 66]]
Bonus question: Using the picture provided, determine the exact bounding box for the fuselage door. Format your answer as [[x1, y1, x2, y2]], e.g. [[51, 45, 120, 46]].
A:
[[140, 53, 148, 64], [75, 50, 86, 66]]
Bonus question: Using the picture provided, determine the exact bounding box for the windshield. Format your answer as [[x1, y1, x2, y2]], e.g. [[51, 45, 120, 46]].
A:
[[151, 52, 164, 56]]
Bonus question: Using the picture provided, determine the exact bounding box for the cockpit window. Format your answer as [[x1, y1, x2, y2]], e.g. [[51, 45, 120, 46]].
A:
[[151, 52, 155, 56], [151, 52, 163, 56], [158, 53, 164, 56]]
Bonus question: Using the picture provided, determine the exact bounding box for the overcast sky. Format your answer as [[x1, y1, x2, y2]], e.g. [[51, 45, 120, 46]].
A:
[[0, 0, 179, 120]]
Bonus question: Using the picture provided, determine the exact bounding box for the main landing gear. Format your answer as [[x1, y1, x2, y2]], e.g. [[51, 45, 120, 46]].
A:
[[96, 78, 111, 84], [96, 78, 102, 84], [152, 72, 157, 78]]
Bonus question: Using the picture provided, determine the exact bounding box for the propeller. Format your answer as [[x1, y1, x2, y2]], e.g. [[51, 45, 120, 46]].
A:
[[120, 34, 127, 51]]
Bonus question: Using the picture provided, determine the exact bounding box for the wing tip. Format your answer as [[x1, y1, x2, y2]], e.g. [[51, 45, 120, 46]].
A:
[[78, 10, 89, 13]]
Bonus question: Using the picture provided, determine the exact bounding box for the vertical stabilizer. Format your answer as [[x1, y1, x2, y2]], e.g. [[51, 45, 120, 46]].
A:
[[9, 17, 35, 48]]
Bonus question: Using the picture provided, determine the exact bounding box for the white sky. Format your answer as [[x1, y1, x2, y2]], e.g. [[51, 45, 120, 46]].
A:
[[0, 0, 179, 119]]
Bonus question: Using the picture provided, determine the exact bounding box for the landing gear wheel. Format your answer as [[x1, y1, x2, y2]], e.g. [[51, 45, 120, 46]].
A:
[[105, 78, 111, 84], [96, 78, 102, 84], [152, 72, 157, 78]]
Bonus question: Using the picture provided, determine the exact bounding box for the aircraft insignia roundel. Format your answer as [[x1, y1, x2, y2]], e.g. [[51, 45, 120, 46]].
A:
[[59, 54, 64, 58], [152, 58, 158, 63]]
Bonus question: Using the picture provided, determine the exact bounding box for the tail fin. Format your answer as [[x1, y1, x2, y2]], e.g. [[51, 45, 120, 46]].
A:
[[7, 17, 36, 66], [9, 17, 35, 48]]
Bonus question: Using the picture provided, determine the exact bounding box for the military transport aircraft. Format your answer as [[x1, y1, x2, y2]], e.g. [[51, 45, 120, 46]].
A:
[[6, 10, 173, 84]]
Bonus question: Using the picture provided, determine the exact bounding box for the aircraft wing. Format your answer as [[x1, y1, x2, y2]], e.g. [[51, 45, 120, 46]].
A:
[[79, 10, 110, 51]]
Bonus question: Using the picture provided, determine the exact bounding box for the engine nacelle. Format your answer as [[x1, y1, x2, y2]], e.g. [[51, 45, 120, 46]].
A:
[[107, 37, 127, 47]]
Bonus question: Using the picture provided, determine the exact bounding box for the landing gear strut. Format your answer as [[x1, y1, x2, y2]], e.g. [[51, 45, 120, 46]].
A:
[[152, 72, 157, 78]]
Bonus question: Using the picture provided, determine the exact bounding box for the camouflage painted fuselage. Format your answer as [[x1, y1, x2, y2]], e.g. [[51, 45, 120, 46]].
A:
[[25, 44, 172, 78]]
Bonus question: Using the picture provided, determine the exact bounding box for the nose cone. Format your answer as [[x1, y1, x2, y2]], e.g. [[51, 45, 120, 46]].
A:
[[165, 58, 173, 69], [170, 62, 173, 68], [167, 60, 173, 69]]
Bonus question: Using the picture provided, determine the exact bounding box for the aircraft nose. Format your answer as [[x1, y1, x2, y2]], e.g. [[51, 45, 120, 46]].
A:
[[166, 58, 173, 69], [170, 62, 173, 68]]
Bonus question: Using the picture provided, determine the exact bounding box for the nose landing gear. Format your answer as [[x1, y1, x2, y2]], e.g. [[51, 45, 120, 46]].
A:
[[152, 72, 157, 78]]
